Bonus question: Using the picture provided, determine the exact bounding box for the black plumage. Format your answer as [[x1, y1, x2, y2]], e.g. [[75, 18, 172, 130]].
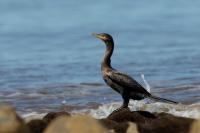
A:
[[92, 33, 177, 108]]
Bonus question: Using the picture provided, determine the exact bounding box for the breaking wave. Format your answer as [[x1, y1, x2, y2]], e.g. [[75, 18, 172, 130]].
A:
[[88, 101, 200, 119]]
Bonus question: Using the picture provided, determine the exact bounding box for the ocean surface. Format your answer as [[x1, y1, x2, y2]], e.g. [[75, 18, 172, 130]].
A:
[[0, 0, 200, 119]]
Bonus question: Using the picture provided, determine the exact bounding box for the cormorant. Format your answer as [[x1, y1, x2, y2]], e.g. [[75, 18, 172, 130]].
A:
[[92, 33, 177, 109]]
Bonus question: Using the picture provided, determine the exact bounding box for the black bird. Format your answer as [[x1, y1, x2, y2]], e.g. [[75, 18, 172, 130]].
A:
[[92, 33, 177, 109]]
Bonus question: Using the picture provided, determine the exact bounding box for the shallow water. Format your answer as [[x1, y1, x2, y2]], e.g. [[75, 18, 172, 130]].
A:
[[0, 0, 200, 117]]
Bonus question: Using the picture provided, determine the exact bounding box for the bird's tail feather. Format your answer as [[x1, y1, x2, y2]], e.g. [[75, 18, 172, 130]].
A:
[[149, 95, 178, 104]]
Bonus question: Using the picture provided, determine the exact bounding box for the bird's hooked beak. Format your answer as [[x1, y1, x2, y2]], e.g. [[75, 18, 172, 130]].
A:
[[92, 33, 105, 40]]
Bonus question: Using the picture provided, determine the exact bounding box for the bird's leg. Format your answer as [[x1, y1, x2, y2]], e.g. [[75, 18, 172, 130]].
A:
[[113, 95, 130, 113], [121, 98, 129, 108], [120, 95, 129, 108]]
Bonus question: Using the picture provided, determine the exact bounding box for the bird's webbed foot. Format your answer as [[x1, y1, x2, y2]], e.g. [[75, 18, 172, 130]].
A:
[[112, 106, 129, 114], [112, 101, 129, 113]]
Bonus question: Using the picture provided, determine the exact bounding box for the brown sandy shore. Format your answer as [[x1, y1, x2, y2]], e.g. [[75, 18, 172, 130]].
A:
[[0, 105, 199, 133]]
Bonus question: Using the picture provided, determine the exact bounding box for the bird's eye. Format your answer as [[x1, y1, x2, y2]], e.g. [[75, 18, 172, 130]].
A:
[[103, 35, 107, 38]]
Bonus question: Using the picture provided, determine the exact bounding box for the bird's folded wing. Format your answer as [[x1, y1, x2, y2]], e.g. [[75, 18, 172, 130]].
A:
[[107, 71, 151, 95]]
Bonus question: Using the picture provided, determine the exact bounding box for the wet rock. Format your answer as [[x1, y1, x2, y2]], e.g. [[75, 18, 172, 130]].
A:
[[140, 112, 194, 133], [190, 119, 200, 133], [107, 108, 156, 123], [44, 115, 109, 133], [43, 111, 70, 124], [106, 108, 195, 133], [0, 105, 30, 133], [114, 123, 129, 133], [99, 118, 118, 130], [26, 119, 47, 133]]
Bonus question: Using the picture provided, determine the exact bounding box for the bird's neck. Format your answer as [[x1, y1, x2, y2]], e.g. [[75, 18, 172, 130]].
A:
[[101, 40, 114, 70]]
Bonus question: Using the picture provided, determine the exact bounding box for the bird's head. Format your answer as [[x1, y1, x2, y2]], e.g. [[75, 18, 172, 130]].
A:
[[92, 33, 113, 43]]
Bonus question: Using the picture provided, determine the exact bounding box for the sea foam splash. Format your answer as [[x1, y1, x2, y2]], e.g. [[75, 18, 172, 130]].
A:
[[88, 101, 200, 119], [22, 100, 200, 121], [141, 74, 151, 93], [22, 112, 47, 122]]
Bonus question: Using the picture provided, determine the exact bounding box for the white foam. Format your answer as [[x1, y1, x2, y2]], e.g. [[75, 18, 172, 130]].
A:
[[62, 100, 67, 104], [141, 74, 151, 93], [21, 101, 200, 121], [22, 112, 46, 122], [88, 101, 200, 119], [6, 92, 23, 97]]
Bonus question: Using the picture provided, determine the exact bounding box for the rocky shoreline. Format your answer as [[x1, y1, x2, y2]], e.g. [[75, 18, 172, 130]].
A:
[[0, 105, 199, 133]]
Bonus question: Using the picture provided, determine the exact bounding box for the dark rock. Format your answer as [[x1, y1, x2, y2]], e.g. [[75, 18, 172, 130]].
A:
[[105, 108, 195, 133], [99, 118, 118, 129], [107, 108, 156, 123], [43, 111, 70, 124], [26, 119, 47, 133], [114, 123, 129, 133], [137, 112, 194, 133]]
